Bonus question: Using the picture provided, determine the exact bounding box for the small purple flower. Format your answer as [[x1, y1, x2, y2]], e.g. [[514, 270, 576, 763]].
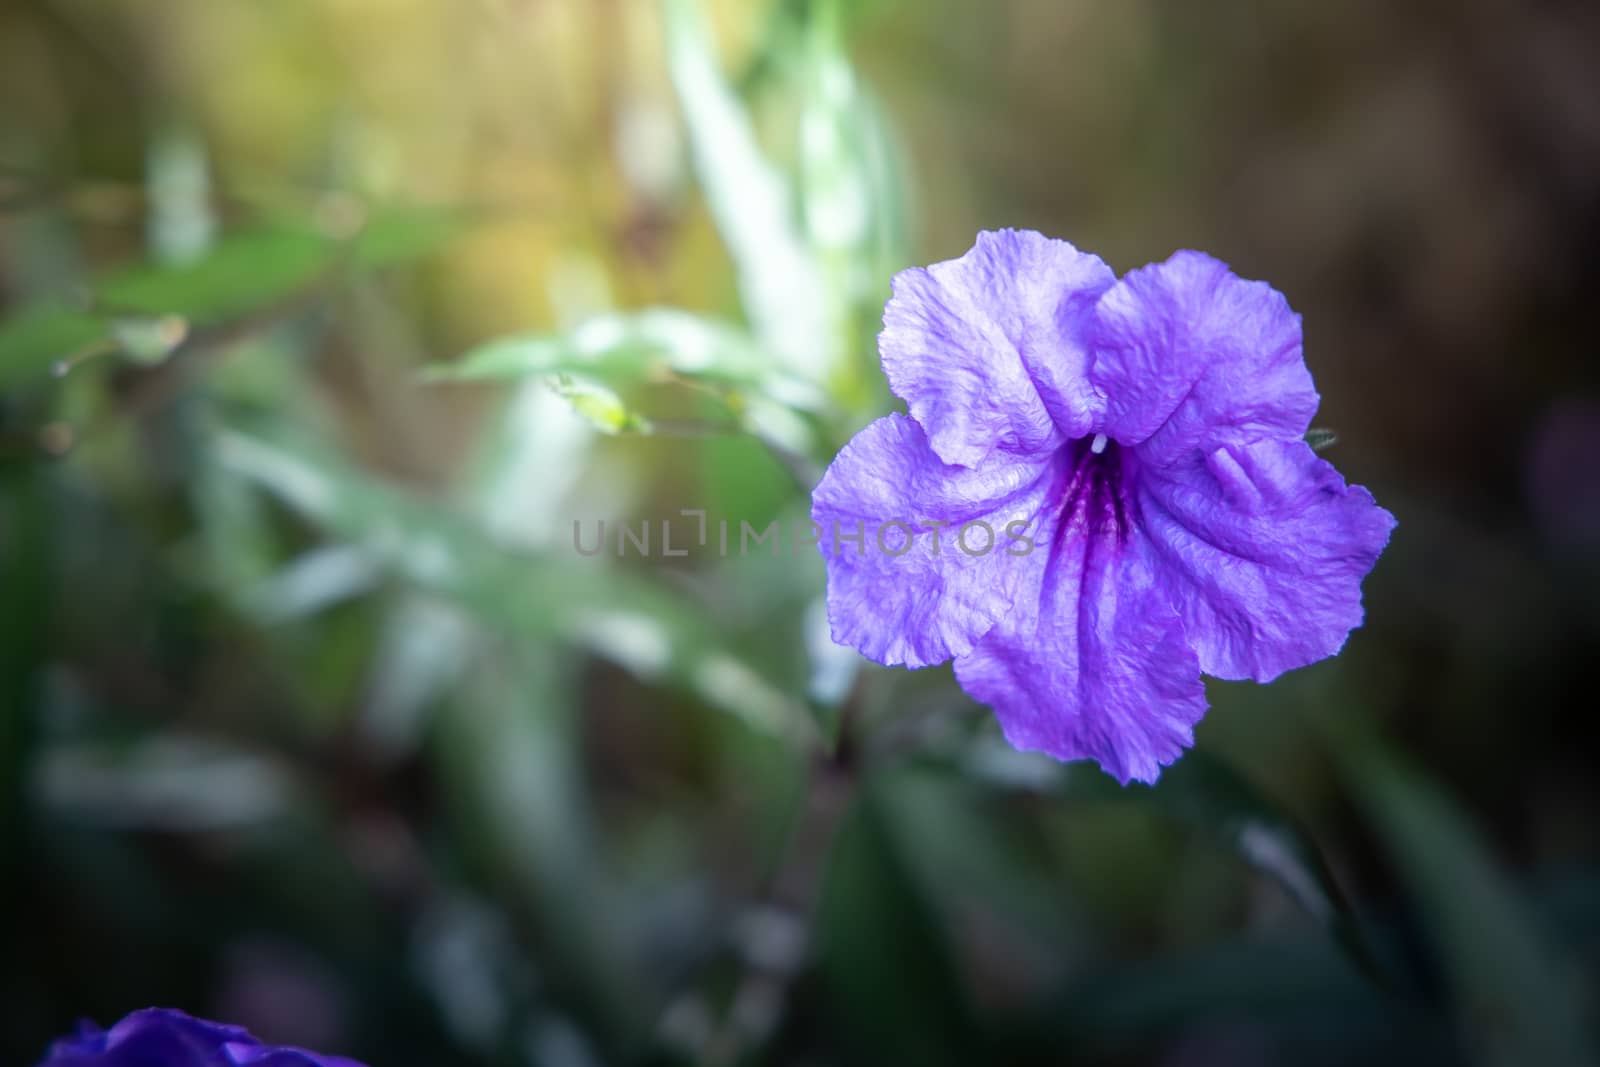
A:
[[36, 1008, 365, 1067], [812, 230, 1395, 783]]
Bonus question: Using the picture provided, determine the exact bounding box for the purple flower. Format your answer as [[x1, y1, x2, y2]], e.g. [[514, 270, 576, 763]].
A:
[[36, 1008, 366, 1067], [812, 230, 1395, 783]]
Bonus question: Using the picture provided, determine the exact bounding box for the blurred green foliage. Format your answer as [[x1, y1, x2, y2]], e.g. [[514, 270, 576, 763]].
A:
[[3, 1, 1599, 1065]]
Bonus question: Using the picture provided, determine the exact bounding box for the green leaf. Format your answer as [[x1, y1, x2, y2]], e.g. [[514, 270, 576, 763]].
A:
[[817, 779, 978, 1066], [1347, 747, 1596, 1067], [797, 0, 909, 298], [1149, 752, 1383, 980], [663, 0, 833, 381], [108, 314, 189, 366], [350, 204, 470, 269], [1306, 427, 1338, 452], [958, 742, 1383, 982], [240, 545, 382, 624], [426, 309, 827, 449], [98, 225, 334, 324], [0, 302, 104, 387], [215, 427, 819, 751], [99, 206, 465, 325], [880, 767, 1092, 972], [1033, 931, 1396, 1059], [428, 308, 781, 389], [546, 374, 650, 435], [435, 652, 644, 1044], [32, 734, 294, 831], [0, 206, 465, 387]]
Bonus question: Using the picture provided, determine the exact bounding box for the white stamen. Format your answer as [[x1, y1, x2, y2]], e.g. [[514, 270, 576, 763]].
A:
[[1090, 433, 1109, 454]]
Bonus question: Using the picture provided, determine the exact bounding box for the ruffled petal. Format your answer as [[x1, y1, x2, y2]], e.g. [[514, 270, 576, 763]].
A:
[[38, 1010, 365, 1067], [811, 414, 1059, 668], [880, 229, 1115, 467], [40, 1009, 256, 1067], [952, 515, 1208, 785], [1135, 438, 1396, 682], [225, 1045, 366, 1067], [1089, 251, 1317, 469]]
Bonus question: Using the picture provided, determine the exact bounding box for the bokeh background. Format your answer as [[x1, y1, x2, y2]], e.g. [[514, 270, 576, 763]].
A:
[[3, 1, 1600, 1064]]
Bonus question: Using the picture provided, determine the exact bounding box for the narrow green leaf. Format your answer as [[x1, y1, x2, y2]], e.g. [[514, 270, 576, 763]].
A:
[[958, 741, 1383, 982], [428, 308, 778, 388], [241, 545, 382, 624], [1306, 427, 1338, 452], [1147, 751, 1383, 981], [215, 427, 819, 750], [98, 225, 334, 323], [0, 303, 104, 387], [101, 208, 463, 324], [1035, 932, 1397, 1059], [31, 734, 294, 831], [1348, 747, 1595, 1067], [436, 653, 644, 1044], [0, 207, 464, 386], [797, 0, 909, 300], [817, 780, 978, 1066], [663, 0, 833, 380]]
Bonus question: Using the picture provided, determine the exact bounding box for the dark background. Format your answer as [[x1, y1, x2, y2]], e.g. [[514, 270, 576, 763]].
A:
[[3, 1, 1599, 1064]]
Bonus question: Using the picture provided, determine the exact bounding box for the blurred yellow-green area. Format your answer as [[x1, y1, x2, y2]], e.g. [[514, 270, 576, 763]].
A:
[[3, 1, 1600, 1065]]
